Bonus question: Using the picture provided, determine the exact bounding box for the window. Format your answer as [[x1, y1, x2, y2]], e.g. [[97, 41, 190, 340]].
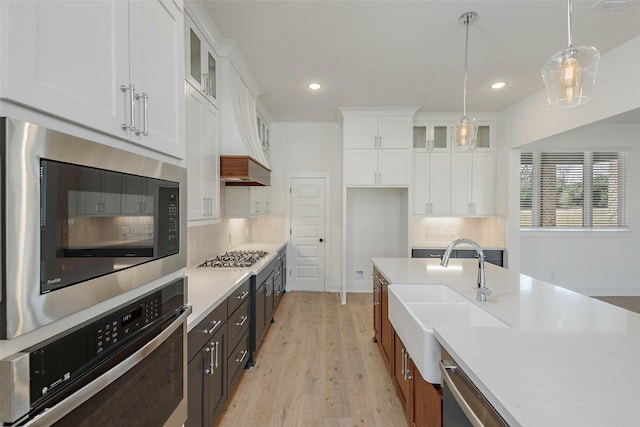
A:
[[520, 151, 629, 229]]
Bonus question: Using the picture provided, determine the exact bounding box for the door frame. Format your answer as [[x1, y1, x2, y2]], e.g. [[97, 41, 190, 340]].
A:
[[286, 174, 331, 292]]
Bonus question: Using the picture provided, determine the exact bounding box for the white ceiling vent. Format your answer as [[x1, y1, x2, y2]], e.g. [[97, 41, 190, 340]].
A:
[[591, 0, 635, 10]]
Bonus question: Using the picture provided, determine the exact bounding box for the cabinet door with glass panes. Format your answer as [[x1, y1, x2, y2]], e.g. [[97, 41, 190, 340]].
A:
[[412, 122, 450, 152], [185, 14, 218, 107]]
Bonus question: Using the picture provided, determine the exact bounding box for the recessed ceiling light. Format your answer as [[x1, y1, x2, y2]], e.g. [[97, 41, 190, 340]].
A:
[[308, 83, 321, 90], [490, 81, 507, 89]]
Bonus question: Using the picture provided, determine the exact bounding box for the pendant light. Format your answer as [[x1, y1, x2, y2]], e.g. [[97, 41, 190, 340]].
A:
[[453, 12, 478, 149], [541, 0, 600, 108]]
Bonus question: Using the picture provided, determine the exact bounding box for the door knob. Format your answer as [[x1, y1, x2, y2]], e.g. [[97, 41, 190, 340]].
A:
[[319, 238, 324, 243]]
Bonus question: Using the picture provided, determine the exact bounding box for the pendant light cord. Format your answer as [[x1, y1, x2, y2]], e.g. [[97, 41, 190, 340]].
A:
[[462, 13, 470, 117], [567, 0, 573, 48]]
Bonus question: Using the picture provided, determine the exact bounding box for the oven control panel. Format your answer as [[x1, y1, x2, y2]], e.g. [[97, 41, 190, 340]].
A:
[[25, 278, 184, 406], [96, 293, 161, 354]]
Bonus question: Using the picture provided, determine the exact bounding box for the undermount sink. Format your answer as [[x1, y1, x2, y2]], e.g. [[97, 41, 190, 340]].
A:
[[388, 284, 508, 384]]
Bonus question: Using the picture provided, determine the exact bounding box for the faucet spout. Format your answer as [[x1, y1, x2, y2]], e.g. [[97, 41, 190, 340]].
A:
[[440, 238, 491, 302]]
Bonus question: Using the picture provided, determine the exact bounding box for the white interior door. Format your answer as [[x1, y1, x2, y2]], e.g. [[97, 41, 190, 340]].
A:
[[290, 177, 326, 292]]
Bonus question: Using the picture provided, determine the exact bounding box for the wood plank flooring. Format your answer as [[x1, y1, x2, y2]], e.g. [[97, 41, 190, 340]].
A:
[[217, 292, 409, 427], [593, 296, 640, 314]]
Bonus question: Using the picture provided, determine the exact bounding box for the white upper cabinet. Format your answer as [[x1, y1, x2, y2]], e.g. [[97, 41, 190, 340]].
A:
[[342, 108, 417, 187], [450, 151, 495, 216], [224, 186, 271, 217], [412, 119, 495, 216], [185, 14, 218, 107], [413, 151, 451, 215], [413, 122, 450, 151], [344, 115, 413, 149], [1, 0, 185, 159], [128, 0, 184, 158], [186, 84, 220, 221]]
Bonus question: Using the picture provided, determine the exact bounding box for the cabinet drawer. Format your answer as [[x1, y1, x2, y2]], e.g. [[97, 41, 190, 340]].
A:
[[227, 297, 250, 357], [227, 278, 251, 315], [228, 331, 250, 392], [188, 302, 227, 362]]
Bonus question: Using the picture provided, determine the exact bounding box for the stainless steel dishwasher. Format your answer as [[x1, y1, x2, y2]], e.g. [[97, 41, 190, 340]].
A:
[[440, 348, 509, 427]]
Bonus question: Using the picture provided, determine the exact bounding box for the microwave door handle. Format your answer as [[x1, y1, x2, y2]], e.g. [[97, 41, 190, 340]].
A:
[[22, 306, 192, 427]]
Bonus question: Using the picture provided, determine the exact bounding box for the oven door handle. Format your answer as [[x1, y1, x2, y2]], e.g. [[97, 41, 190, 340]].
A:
[[23, 306, 192, 427]]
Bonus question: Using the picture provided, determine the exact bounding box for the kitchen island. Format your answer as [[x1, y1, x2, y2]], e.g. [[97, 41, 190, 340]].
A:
[[373, 257, 640, 427]]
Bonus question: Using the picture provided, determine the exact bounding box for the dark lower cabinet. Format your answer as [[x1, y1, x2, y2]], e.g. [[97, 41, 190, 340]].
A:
[[412, 248, 504, 267], [186, 308, 227, 427], [274, 247, 286, 307], [187, 277, 251, 427], [250, 254, 281, 365], [228, 330, 250, 392]]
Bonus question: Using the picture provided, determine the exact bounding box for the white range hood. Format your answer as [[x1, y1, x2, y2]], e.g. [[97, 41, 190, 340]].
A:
[[218, 57, 270, 172]]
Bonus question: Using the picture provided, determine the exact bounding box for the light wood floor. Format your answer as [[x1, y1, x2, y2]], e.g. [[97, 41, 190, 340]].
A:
[[217, 292, 409, 427], [593, 296, 640, 314]]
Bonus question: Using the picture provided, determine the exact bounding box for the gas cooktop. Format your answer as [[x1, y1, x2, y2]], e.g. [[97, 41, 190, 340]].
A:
[[198, 250, 268, 268]]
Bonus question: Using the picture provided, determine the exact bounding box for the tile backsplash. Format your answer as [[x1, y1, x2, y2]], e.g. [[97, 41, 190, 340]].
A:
[[187, 214, 285, 267], [411, 216, 505, 248]]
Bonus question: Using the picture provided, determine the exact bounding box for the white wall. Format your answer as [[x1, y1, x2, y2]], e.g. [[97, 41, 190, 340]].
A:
[[496, 34, 640, 295], [346, 188, 409, 292], [519, 123, 640, 295], [268, 122, 343, 292]]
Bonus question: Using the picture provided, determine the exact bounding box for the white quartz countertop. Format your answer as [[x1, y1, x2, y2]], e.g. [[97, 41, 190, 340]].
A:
[[372, 257, 640, 427], [186, 242, 286, 331]]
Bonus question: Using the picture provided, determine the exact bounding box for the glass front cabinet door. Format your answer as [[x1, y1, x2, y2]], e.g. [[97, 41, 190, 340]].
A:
[[186, 15, 218, 106]]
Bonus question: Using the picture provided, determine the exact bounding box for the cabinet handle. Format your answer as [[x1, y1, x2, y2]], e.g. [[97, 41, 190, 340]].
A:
[[235, 350, 249, 364], [236, 291, 249, 300], [234, 315, 248, 327], [405, 352, 413, 380], [214, 340, 219, 369], [203, 72, 208, 95], [203, 319, 222, 335], [401, 348, 406, 376], [204, 343, 215, 374], [120, 84, 136, 132], [141, 92, 149, 136], [135, 92, 149, 137]]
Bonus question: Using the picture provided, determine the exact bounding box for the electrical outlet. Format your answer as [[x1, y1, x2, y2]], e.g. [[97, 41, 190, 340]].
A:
[[356, 270, 364, 279]]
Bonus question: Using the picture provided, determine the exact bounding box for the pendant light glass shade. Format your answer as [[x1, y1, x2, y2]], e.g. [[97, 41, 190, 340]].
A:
[[454, 116, 478, 148], [541, 0, 600, 108], [452, 12, 478, 150]]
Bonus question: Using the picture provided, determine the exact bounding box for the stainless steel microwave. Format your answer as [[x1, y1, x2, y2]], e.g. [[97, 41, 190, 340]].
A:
[[0, 118, 187, 339]]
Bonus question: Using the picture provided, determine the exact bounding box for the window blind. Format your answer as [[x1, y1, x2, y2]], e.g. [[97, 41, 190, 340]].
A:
[[520, 151, 629, 229]]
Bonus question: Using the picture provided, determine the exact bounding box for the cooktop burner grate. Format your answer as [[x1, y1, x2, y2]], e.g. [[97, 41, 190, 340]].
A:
[[198, 250, 268, 268]]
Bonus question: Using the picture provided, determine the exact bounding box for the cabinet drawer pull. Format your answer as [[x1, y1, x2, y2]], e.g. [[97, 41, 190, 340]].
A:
[[120, 83, 136, 132], [236, 291, 249, 300], [203, 319, 222, 335], [214, 340, 219, 369], [235, 350, 248, 364], [234, 315, 248, 327], [135, 92, 149, 136]]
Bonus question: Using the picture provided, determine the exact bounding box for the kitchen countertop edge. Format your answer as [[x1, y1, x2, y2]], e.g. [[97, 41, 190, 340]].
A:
[[186, 241, 286, 331]]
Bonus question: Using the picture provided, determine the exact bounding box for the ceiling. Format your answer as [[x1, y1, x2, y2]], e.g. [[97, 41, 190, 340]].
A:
[[201, 0, 640, 123]]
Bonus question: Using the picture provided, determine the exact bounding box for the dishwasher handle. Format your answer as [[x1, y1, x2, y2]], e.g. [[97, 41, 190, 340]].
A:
[[439, 359, 509, 427]]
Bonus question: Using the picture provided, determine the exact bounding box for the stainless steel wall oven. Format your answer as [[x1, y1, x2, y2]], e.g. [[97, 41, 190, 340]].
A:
[[0, 118, 187, 339], [0, 277, 190, 426]]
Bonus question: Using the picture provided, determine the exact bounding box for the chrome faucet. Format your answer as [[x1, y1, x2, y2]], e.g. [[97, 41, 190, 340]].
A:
[[440, 238, 491, 302]]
